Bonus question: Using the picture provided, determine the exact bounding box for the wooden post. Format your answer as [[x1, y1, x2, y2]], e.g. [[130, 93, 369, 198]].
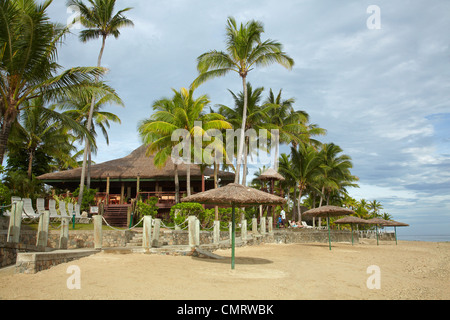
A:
[[213, 220, 220, 244], [106, 176, 110, 205], [136, 175, 140, 200], [36, 211, 50, 249], [142, 216, 153, 249], [7, 201, 23, 244], [93, 215, 103, 249], [59, 217, 70, 249], [152, 219, 161, 247], [120, 183, 125, 205], [241, 219, 247, 242]]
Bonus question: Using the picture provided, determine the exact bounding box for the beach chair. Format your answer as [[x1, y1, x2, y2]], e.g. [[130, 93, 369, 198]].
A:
[[59, 202, 70, 219], [36, 198, 46, 215], [288, 220, 300, 228], [48, 200, 60, 221], [301, 221, 313, 229], [22, 198, 40, 220]]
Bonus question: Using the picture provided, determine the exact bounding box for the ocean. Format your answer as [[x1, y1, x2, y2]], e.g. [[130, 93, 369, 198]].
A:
[[398, 235, 450, 242]]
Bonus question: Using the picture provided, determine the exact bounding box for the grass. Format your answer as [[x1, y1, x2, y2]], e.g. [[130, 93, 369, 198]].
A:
[[22, 222, 127, 231]]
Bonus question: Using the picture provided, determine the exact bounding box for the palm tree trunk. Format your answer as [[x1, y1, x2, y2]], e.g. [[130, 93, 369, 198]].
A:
[[242, 136, 249, 186], [234, 75, 248, 184], [174, 164, 180, 204], [187, 163, 191, 197], [297, 187, 303, 223], [27, 149, 35, 179], [0, 109, 16, 165], [78, 35, 107, 206], [214, 161, 219, 221]]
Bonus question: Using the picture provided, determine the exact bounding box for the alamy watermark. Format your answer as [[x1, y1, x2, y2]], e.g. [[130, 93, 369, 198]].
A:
[[366, 265, 381, 289], [67, 265, 81, 290], [67, 5, 81, 30], [367, 5, 382, 30]]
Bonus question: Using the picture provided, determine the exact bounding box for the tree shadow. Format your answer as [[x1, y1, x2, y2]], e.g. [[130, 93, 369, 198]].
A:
[[192, 255, 273, 265]]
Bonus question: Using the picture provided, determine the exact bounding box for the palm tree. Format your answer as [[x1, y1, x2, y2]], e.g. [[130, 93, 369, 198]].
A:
[[290, 144, 322, 222], [138, 88, 231, 201], [7, 99, 79, 178], [0, 0, 103, 165], [218, 83, 269, 185], [192, 17, 294, 184], [57, 88, 123, 188], [68, 0, 134, 205], [368, 200, 383, 217]]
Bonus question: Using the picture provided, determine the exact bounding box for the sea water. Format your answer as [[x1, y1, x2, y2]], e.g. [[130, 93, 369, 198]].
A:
[[398, 235, 450, 242]]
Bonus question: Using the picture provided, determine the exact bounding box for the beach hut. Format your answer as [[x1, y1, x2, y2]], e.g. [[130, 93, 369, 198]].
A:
[[302, 206, 355, 250], [379, 220, 409, 245], [182, 183, 286, 269], [334, 216, 370, 245]]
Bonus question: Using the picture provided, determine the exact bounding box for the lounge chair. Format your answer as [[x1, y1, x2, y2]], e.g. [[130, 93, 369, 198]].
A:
[[301, 221, 313, 229], [22, 198, 40, 220], [36, 198, 46, 215], [59, 202, 70, 219], [48, 200, 60, 221], [288, 220, 301, 228]]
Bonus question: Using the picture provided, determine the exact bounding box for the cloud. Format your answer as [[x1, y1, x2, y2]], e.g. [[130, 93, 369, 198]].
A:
[[44, 0, 450, 237]]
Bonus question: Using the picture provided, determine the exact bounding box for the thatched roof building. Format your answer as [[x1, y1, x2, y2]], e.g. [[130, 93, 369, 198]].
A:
[[37, 145, 235, 200]]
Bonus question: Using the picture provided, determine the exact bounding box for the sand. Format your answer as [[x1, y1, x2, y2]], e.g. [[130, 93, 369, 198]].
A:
[[0, 240, 448, 300]]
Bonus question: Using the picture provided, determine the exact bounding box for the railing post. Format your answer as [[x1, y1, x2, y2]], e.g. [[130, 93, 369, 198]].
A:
[[59, 216, 70, 249], [241, 219, 247, 242], [260, 217, 266, 235], [152, 219, 161, 247], [188, 216, 199, 248], [7, 201, 23, 244], [213, 220, 220, 244], [142, 216, 153, 249], [252, 217, 258, 234], [36, 211, 50, 249], [267, 217, 273, 235], [93, 215, 103, 249]]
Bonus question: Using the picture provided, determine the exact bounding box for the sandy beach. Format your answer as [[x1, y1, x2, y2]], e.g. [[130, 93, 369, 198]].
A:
[[0, 240, 448, 300]]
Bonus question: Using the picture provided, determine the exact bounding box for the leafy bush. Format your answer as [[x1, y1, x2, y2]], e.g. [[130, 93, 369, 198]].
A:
[[135, 197, 158, 219], [72, 187, 98, 212], [170, 202, 205, 226], [0, 183, 11, 206]]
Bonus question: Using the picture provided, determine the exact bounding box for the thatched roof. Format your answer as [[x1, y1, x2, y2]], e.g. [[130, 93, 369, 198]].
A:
[[256, 168, 285, 181], [37, 145, 235, 181], [302, 205, 355, 218], [377, 220, 409, 227], [181, 183, 287, 207], [334, 216, 370, 225], [366, 218, 389, 225]]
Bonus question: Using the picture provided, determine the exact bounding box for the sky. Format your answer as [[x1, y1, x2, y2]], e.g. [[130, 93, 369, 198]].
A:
[[44, 0, 450, 237]]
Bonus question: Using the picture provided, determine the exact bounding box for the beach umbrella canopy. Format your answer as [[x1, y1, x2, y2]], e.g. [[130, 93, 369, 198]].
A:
[[182, 183, 286, 269], [379, 220, 409, 245], [256, 168, 285, 181], [334, 216, 370, 245], [366, 218, 391, 246], [303, 206, 355, 250]]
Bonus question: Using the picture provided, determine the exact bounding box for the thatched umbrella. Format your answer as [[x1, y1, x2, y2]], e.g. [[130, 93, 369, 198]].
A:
[[182, 183, 286, 269], [257, 168, 286, 220], [334, 216, 370, 245], [366, 218, 390, 246], [302, 206, 355, 250], [379, 220, 409, 245]]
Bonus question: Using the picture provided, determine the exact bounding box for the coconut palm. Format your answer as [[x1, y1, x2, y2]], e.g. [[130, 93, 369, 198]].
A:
[[217, 83, 270, 185], [138, 88, 231, 201], [192, 17, 294, 184], [68, 0, 134, 205], [0, 0, 104, 165], [7, 98, 79, 178]]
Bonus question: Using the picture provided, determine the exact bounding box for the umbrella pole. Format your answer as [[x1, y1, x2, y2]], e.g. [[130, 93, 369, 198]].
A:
[[395, 226, 398, 245], [376, 224, 379, 246], [327, 214, 331, 251], [351, 224, 354, 246], [231, 204, 236, 270]]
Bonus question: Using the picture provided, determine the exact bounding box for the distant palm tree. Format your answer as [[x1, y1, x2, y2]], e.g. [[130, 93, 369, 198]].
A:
[[368, 200, 383, 217], [0, 0, 102, 164], [192, 17, 294, 184], [68, 0, 134, 205]]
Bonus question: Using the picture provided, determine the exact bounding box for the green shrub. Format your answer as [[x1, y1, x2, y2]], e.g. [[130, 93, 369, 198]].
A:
[[72, 187, 98, 212], [170, 202, 205, 226], [135, 197, 158, 219]]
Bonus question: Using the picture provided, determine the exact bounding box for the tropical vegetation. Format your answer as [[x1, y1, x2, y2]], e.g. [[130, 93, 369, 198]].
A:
[[0, 2, 396, 228]]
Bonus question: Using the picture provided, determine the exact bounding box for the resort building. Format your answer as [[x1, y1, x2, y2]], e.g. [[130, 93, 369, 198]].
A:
[[37, 145, 235, 224]]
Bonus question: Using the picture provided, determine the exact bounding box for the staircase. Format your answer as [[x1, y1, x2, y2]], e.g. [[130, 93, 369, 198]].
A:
[[126, 231, 143, 247], [103, 205, 130, 228]]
